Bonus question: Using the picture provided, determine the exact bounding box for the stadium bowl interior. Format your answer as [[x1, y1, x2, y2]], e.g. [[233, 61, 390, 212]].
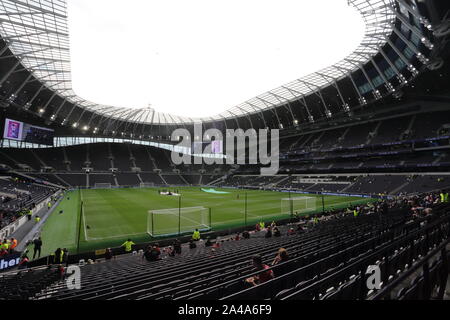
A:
[[0, 0, 449, 302]]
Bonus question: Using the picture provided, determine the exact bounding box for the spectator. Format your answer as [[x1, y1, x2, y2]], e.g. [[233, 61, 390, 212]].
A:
[[104, 248, 113, 260], [242, 230, 250, 239], [143, 244, 161, 261], [234, 233, 241, 241], [264, 226, 272, 238], [287, 227, 296, 235], [0, 248, 8, 257], [273, 227, 281, 237], [272, 248, 290, 276], [33, 237, 42, 259], [18, 255, 29, 270], [189, 239, 197, 249], [245, 255, 274, 286], [167, 246, 175, 257], [205, 237, 213, 247], [173, 239, 182, 255]]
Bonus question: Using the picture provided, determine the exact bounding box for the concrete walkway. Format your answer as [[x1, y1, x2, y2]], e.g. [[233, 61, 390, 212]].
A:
[[11, 199, 61, 252]]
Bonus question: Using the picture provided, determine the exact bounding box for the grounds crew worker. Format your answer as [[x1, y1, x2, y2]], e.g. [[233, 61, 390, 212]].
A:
[[440, 190, 449, 203], [35, 215, 41, 223], [10, 238, 18, 253], [121, 239, 135, 253], [259, 221, 265, 230], [1, 239, 10, 251], [192, 229, 201, 241]]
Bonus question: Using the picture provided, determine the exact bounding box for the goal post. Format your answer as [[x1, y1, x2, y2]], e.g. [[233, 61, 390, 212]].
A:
[[147, 206, 211, 237], [281, 197, 317, 217], [94, 183, 112, 189], [140, 182, 154, 188]]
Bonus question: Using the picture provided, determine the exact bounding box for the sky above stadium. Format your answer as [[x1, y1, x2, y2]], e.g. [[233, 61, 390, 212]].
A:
[[67, 0, 365, 118]]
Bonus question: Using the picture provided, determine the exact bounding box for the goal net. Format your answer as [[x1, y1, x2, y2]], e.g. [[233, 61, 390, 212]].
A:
[[140, 182, 154, 188], [94, 183, 112, 189], [147, 206, 211, 237], [281, 197, 316, 216]]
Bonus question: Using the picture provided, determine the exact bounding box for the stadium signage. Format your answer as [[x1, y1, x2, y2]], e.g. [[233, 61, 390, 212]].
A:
[[171, 123, 279, 175], [0, 253, 21, 271]]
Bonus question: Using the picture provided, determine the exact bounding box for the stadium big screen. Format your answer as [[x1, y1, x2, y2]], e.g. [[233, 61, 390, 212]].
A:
[[3, 118, 54, 146]]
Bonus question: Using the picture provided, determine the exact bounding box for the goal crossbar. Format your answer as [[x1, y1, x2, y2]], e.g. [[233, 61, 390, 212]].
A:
[[281, 196, 316, 216], [147, 206, 211, 237], [94, 183, 112, 189]]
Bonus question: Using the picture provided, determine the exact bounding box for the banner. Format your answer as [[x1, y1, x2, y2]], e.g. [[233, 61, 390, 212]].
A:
[[0, 253, 21, 272]]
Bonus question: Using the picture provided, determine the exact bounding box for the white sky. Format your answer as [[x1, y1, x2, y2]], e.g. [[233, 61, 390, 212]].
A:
[[67, 0, 365, 118]]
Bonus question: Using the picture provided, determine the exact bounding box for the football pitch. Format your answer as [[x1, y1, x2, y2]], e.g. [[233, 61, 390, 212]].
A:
[[33, 187, 374, 258]]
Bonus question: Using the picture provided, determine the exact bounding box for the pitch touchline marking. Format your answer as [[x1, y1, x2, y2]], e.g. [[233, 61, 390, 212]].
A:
[[85, 232, 144, 241], [80, 189, 89, 241]]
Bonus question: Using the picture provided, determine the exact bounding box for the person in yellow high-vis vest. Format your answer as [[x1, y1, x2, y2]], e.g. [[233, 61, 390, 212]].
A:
[[121, 239, 135, 253], [1, 240, 10, 251], [259, 221, 265, 230], [440, 190, 449, 203], [192, 229, 201, 241]]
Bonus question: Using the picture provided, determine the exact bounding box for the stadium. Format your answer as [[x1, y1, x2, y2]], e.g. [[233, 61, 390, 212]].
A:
[[0, 0, 449, 304]]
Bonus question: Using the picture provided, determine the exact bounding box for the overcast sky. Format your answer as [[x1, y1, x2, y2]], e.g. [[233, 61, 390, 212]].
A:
[[67, 0, 365, 118]]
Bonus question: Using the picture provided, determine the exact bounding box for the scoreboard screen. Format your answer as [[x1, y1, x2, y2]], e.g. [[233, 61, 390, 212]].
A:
[[3, 118, 54, 146]]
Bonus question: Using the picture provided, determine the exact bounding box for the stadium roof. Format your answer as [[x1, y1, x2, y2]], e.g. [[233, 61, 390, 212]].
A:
[[0, 0, 398, 125]]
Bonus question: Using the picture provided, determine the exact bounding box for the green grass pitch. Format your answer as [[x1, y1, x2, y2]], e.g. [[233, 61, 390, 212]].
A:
[[31, 187, 374, 258]]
